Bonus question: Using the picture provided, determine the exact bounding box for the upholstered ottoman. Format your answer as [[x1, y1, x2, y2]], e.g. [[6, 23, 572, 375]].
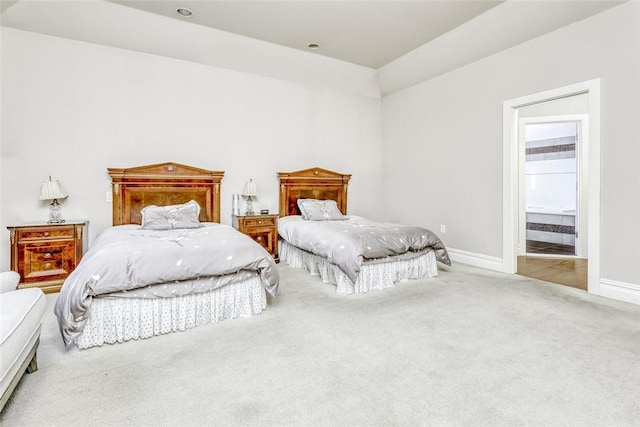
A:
[[0, 276, 47, 411]]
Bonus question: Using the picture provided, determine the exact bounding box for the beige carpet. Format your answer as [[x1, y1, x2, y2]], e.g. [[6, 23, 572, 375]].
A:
[[1, 263, 639, 426]]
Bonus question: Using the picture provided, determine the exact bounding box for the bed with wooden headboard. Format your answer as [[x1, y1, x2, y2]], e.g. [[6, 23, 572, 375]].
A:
[[54, 163, 279, 349], [108, 162, 224, 225], [277, 167, 450, 295], [278, 167, 351, 217]]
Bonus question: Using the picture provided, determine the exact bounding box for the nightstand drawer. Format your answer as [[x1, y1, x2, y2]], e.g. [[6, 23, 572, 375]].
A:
[[27, 260, 64, 274], [18, 227, 74, 240], [21, 241, 73, 282], [246, 230, 276, 253], [31, 248, 64, 261], [243, 217, 276, 228]]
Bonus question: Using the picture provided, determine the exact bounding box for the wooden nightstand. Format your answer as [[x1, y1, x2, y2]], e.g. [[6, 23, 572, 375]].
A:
[[7, 221, 88, 293], [232, 214, 279, 262]]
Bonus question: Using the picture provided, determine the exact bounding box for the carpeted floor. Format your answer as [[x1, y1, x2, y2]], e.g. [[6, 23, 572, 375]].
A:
[[1, 263, 639, 426]]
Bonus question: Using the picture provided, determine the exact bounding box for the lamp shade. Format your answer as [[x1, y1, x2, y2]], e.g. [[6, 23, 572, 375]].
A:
[[39, 179, 68, 201], [242, 179, 257, 197]]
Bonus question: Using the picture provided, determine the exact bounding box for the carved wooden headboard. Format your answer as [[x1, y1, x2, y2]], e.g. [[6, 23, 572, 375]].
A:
[[108, 162, 224, 226], [277, 167, 351, 217]]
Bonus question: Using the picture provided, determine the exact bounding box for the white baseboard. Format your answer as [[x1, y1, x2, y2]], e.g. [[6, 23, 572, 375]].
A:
[[447, 248, 503, 272], [447, 249, 640, 306], [599, 278, 640, 306]]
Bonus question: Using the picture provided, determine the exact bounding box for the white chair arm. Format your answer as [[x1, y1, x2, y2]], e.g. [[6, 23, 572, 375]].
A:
[[0, 271, 20, 294]]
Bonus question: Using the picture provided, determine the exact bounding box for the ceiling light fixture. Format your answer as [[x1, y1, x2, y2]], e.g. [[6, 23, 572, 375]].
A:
[[307, 43, 319, 50], [176, 8, 193, 18]]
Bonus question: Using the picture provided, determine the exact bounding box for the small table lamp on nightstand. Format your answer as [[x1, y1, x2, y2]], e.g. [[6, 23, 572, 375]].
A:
[[39, 176, 69, 224], [242, 178, 257, 216]]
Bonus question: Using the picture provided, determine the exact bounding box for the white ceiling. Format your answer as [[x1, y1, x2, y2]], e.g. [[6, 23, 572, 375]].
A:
[[110, 1, 503, 69], [0, 1, 627, 97]]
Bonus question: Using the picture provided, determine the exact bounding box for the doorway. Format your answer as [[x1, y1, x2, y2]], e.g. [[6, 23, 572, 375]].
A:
[[502, 79, 601, 295], [519, 115, 588, 258], [517, 115, 588, 290]]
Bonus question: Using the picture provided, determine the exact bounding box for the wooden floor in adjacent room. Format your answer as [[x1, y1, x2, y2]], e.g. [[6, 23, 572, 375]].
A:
[[517, 256, 588, 291]]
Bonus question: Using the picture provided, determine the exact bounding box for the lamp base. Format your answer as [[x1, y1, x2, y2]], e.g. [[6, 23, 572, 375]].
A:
[[245, 196, 255, 216], [48, 199, 65, 224]]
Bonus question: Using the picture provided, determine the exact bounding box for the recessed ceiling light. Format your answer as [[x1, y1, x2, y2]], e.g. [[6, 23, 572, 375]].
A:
[[176, 8, 193, 18], [307, 43, 319, 50]]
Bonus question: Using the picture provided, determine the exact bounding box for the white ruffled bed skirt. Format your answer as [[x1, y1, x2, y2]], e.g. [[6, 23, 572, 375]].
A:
[[78, 276, 267, 349], [280, 240, 438, 295]]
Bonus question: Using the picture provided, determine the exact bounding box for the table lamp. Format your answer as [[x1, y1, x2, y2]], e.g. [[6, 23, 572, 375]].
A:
[[242, 179, 257, 215], [39, 176, 69, 223]]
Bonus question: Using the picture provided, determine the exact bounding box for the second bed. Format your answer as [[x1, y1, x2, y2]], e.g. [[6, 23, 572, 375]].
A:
[[277, 167, 450, 294]]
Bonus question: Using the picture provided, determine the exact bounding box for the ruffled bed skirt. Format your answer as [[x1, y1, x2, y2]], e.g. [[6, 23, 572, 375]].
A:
[[280, 240, 438, 295], [78, 276, 266, 349]]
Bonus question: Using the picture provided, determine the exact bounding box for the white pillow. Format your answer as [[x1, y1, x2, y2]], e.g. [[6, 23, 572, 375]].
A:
[[297, 199, 345, 221], [140, 200, 202, 230], [0, 271, 20, 293]]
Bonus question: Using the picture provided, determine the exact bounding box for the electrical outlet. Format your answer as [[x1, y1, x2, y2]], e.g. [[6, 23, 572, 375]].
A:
[[106, 191, 112, 203], [440, 225, 446, 233]]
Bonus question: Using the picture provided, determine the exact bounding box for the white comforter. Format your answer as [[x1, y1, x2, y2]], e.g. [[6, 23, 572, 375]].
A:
[[55, 223, 278, 346], [278, 215, 450, 282]]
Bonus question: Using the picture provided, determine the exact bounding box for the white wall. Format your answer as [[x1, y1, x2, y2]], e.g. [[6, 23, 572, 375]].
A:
[[0, 28, 382, 270], [526, 159, 577, 212], [381, 2, 640, 285], [525, 122, 577, 141], [524, 123, 577, 212]]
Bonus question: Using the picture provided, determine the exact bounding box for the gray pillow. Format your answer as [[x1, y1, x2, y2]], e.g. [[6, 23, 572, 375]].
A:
[[140, 200, 202, 230], [297, 199, 345, 221]]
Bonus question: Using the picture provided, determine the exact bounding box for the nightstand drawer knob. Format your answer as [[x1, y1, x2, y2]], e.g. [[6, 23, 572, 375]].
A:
[[44, 262, 52, 269], [43, 232, 50, 237], [44, 252, 51, 258], [258, 221, 263, 224], [256, 236, 263, 241]]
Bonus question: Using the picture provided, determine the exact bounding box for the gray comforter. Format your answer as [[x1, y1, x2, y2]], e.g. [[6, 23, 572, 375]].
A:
[[278, 215, 451, 282], [54, 223, 278, 346]]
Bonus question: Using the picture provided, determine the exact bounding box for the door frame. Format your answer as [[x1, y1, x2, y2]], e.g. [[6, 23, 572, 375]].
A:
[[518, 115, 589, 258], [503, 79, 600, 295]]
